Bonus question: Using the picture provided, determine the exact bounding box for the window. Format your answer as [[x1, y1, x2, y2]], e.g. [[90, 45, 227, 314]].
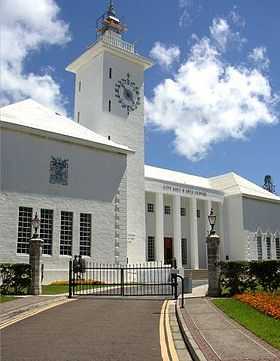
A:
[[80, 213, 92, 256], [78, 80, 82, 92], [109, 100, 111, 112], [181, 238, 188, 265], [60, 211, 73, 256], [197, 209, 201, 218], [257, 236, 262, 261], [266, 236, 271, 260], [77, 111, 80, 123], [17, 207, 32, 254], [181, 208, 186, 216], [164, 205, 171, 215], [40, 209, 53, 255], [147, 236, 155, 261], [147, 203, 154, 213], [276, 237, 280, 260], [109, 67, 112, 79]]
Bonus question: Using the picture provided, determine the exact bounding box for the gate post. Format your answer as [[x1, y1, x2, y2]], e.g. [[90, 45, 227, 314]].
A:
[[171, 267, 178, 299], [206, 233, 221, 297], [29, 237, 43, 295], [121, 267, 124, 296], [68, 260, 73, 298]]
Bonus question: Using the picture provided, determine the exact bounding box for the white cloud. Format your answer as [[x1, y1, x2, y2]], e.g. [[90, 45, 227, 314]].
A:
[[210, 17, 246, 51], [145, 18, 279, 161], [0, 0, 71, 113], [150, 42, 180, 69], [249, 47, 270, 70], [178, 0, 201, 28]]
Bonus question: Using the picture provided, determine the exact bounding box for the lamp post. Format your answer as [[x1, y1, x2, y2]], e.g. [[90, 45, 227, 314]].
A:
[[31, 212, 41, 238], [206, 208, 221, 297]]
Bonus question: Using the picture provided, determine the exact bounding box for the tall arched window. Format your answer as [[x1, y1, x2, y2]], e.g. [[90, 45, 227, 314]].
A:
[[256, 229, 262, 261], [275, 232, 280, 260], [266, 233, 272, 260]]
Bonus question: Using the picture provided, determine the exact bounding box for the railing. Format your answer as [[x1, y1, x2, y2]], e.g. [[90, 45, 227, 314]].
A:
[[101, 33, 135, 54]]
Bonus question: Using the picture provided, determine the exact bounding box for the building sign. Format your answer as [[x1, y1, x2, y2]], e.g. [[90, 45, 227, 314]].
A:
[[162, 184, 207, 198], [49, 156, 69, 186]]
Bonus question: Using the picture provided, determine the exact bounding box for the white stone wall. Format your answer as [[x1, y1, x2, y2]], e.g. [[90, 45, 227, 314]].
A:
[[0, 128, 128, 282], [222, 195, 245, 261], [242, 197, 280, 233]]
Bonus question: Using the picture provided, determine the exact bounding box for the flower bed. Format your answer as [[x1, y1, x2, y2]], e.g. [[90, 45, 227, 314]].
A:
[[234, 292, 280, 320]]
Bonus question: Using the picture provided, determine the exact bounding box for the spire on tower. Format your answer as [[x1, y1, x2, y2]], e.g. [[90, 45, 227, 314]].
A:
[[96, 0, 127, 38], [107, 0, 116, 17]]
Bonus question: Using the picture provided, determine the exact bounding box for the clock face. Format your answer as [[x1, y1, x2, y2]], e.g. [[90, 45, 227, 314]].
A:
[[115, 73, 141, 114]]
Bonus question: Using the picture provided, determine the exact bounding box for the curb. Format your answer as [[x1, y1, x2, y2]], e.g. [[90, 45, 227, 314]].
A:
[[0, 296, 72, 329], [175, 299, 207, 361]]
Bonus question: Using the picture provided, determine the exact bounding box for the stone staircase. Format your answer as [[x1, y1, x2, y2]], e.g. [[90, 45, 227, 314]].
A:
[[184, 269, 208, 280]]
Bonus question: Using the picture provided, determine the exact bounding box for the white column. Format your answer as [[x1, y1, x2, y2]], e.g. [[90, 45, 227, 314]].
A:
[[189, 197, 199, 269], [173, 195, 182, 268], [155, 192, 164, 263], [218, 202, 225, 260]]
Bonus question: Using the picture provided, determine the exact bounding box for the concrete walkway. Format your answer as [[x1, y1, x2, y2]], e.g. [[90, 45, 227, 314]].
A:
[[177, 297, 280, 361]]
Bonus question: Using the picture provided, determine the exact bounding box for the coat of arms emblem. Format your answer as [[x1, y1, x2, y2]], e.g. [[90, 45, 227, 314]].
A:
[[49, 156, 69, 185]]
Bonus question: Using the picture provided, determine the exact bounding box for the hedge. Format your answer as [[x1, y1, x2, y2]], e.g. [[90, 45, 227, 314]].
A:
[[220, 261, 280, 296], [0, 263, 31, 295]]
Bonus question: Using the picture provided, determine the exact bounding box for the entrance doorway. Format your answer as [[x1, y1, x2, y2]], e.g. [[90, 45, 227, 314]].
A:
[[164, 237, 173, 264]]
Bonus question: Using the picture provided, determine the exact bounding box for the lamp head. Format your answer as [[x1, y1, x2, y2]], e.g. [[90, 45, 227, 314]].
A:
[[208, 208, 216, 235]]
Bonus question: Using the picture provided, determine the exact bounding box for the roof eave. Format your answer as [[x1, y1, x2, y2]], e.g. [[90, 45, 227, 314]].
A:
[[66, 41, 153, 74], [242, 193, 280, 204], [0, 121, 134, 155]]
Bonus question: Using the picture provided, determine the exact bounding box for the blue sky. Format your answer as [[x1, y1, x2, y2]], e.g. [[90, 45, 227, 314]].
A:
[[1, 0, 279, 192]]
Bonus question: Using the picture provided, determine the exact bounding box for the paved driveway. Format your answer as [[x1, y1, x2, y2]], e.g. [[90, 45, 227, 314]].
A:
[[1, 298, 164, 361]]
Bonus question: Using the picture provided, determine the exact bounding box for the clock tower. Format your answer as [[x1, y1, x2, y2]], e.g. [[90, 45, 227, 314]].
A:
[[66, 1, 153, 263]]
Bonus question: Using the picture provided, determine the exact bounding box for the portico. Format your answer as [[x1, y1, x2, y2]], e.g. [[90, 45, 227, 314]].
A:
[[145, 165, 224, 269]]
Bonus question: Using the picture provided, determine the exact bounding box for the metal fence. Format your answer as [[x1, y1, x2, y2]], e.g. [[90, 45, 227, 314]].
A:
[[69, 260, 176, 298]]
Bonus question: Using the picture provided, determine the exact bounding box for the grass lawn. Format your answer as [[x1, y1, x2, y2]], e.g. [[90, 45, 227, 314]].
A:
[[213, 298, 280, 350], [42, 284, 105, 295], [42, 285, 70, 295], [0, 295, 17, 303]]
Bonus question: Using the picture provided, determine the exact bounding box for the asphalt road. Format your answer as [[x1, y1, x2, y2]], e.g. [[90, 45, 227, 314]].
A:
[[1, 298, 164, 361]]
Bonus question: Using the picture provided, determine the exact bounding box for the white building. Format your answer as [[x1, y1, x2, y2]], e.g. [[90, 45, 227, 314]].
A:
[[0, 3, 279, 282]]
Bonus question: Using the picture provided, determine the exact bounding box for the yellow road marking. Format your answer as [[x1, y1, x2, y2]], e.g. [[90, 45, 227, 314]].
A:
[[0, 298, 75, 330], [160, 300, 180, 361], [160, 300, 170, 361], [165, 301, 180, 361]]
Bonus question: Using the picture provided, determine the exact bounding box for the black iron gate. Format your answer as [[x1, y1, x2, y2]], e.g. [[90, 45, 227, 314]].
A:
[[68, 258, 178, 298]]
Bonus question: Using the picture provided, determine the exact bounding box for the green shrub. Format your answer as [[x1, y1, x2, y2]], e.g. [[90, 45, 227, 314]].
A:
[[0, 263, 31, 295], [249, 261, 280, 293], [219, 260, 280, 296]]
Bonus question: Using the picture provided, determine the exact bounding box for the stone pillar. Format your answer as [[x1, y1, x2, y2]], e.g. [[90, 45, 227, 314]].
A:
[[189, 198, 199, 269], [173, 195, 182, 268], [206, 233, 221, 297], [29, 238, 43, 295], [155, 192, 164, 263]]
